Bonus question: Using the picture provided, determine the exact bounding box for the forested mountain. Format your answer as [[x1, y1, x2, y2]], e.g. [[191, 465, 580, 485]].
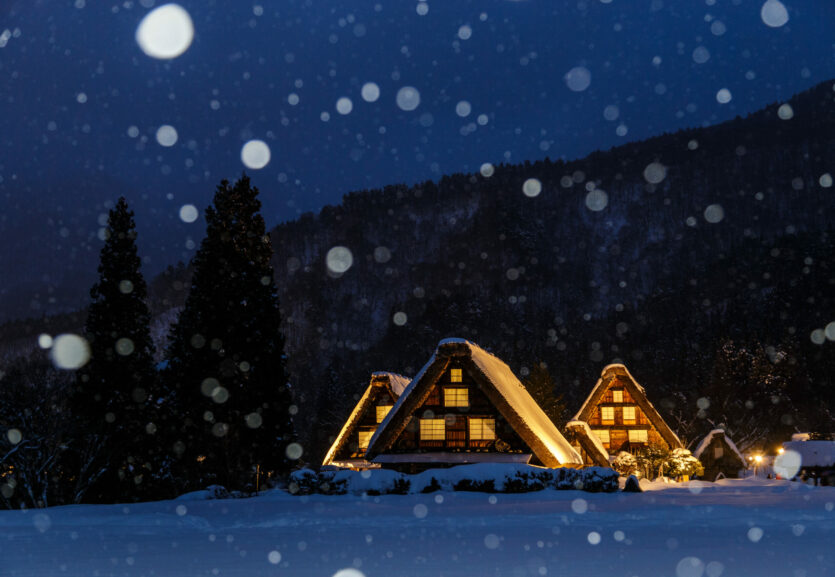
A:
[[267, 79, 835, 458], [3, 80, 835, 464]]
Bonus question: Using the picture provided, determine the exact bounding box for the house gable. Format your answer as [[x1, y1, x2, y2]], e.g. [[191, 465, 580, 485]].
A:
[[573, 364, 682, 454], [367, 339, 582, 468]]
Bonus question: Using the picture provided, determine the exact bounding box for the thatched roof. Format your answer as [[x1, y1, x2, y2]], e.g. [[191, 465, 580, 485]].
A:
[[572, 364, 683, 450], [321, 371, 410, 467], [366, 338, 583, 468], [565, 420, 610, 467], [693, 429, 745, 463]]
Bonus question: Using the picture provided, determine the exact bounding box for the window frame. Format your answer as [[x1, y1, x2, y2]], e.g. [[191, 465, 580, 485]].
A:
[[357, 430, 374, 450], [628, 429, 648, 443], [612, 389, 623, 403], [450, 368, 463, 383], [622, 405, 636, 424], [469, 417, 496, 441], [419, 418, 445, 441], [601, 406, 614, 424], [375, 405, 393, 423], [444, 387, 469, 407], [592, 429, 610, 444]]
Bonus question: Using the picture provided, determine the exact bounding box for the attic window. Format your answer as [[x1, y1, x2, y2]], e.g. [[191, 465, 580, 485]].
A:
[[444, 387, 469, 407], [419, 418, 445, 440], [592, 429, 610, 444], [714, 446, 724, 459], [601, 406, 614, 424], [450, 368, 463, 382], [358, 430, 374, 450], [628, 429, 648, 443], [376, 405, 393, 423], [469, 418, 496, 440], [612, 390, 623, 403], [622, 406, 636, 424]]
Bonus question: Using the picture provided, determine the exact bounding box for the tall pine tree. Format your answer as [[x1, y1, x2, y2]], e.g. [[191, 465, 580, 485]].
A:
[[164, 175, 295, 492], [73, 197, 158, 503]]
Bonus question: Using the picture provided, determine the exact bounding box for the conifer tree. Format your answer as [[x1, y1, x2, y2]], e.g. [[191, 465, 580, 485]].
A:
[[523, 362, 569, 429], [73, 197, 158, 503], [164, 175, 295, 492]]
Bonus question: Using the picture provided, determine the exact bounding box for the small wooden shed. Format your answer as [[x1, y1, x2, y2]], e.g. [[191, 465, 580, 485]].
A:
[[692, 429, 746, 480]]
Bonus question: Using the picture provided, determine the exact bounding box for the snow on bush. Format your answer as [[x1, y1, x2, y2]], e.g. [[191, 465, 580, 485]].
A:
[[297, 464, 618, 495], [663, 448, 704, 478], [612, 451, 639, 477]]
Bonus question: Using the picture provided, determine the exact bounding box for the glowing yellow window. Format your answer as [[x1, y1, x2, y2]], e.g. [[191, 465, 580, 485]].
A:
[[419, 418, 445, 440], [358, 431, 374, 450], [622, 406, 636, 424], [592, 429, 610, 444], [376, 405, 393, 423], [612, 390, 623, 403], [628, 429, 648, 443], [444, 388, 469, 407], [601, 406, 614, 424], [450, 368, 463, 383], [469, 418, 496, 440]]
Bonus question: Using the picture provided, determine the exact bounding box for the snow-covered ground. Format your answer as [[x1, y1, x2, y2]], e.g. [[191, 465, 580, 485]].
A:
[[2, 478, 833, 577]]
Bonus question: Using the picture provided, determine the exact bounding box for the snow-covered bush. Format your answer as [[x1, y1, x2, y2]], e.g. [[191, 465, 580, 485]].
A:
[[612, 451, 639, 477], [636, 444, 671, 480], [662, 449, 704, 479], [288, 468, 320, 495]]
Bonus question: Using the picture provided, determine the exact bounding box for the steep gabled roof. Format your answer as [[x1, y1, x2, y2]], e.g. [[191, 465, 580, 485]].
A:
[[693, 429, 745, 463], [366, 338, 583, 468], [572, 363, 683, 450], [322, 372, 410, 467], [565, 420, 610, 467]]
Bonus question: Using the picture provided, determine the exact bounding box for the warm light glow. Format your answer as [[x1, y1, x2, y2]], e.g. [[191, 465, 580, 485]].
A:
[[777, 447, 785, 455], [444, 387, 469, 407], [450, 368, 463, 382], [469, 418, 496, 441], [754, 455, 763, 463], [419, 418, 445, 440], [375, 405, 393, 423], [357, 431, 374, 450], [601, 406, 614, 424]]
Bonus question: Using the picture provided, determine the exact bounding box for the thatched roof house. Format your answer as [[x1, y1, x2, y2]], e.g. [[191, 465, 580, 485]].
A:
[[564, 420, 611, 467], [322, 371, 410, 469], [572, 364, 682, 455], [365, 338, 583, 471], [692, 429, 746, 480]]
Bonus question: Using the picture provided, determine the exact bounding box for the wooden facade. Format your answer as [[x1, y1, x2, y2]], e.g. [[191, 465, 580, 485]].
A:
[[564, 421, 610, 467], [322, 372, 409, 468], [366, 339, 583, 471], [693, 429, 745, 481], [572, 364, 682, 456]]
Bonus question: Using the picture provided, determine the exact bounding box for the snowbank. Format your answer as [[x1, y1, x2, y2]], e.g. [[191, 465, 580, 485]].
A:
[[289, 464, 618, 495]]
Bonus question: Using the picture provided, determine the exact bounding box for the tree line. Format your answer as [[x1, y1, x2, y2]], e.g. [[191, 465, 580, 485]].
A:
[[1, 175, 297, 508]]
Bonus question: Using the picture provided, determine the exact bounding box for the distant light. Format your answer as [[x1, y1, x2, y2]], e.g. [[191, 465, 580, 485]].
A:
[[326, 246, 353, 274], [361, 82, 380, 103], [716, 88, 732, 104], [241, 140, 271, 169], [760, 0, 789, 28], [396, 86, 421, 111], [50, 334, 91, 370], [336, 97, 353, 115], [155, 125, 178, 147], [565, 66, 591, 92], [179, 204, 198, 223], [522, 178, 542, 198], [136, 4, 195, 60], [777, 447, 785, 455], [754, 455, 763, 463], [704, 204, 724, 223]]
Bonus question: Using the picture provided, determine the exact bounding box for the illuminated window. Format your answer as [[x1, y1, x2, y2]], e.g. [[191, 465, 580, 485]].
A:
[[622, 406, 636, 424], [358, 431, 374, 450], [612, 390, 623, 403], [628, 429, 648, 443], [592, 429, 610, 444], [450, 368, 463, 382], [420, 418, 445, 440], [601, 406, 614, 423], [444, 387, 469, 407], [714, 446, 724, 459], [376, 405, 393, 423], [469, 418, 496, 440]]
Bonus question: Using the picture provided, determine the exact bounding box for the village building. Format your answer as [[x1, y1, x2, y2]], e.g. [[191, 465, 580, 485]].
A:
[[321, 371, 411, 469], [572, 364, 683, 456], [692, 429, 746, 480], [364, 338, 583, 472]]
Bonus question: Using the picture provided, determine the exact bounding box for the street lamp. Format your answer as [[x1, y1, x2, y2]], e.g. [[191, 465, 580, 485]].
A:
[[754, 454, 763, 477]]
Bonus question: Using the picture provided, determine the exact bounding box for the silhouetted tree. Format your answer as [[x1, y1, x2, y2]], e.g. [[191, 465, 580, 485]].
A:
[[164, 175, 296, 493], [523, 362, 569, 429]]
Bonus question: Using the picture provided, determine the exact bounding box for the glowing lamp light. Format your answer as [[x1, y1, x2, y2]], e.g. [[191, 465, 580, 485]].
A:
[[777, 447, 785, 455], [754, 455, 763, 464]]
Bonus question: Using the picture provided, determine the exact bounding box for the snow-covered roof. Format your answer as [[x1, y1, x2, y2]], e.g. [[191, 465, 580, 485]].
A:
[[565, 420, 610, 465], [782, 440, 835, 468], [321, 371, 410, 467], [374, 452, 532, 464], [693, 429, 745, 463], [367, 338, 583, 467], [571, 363, 682, 450]]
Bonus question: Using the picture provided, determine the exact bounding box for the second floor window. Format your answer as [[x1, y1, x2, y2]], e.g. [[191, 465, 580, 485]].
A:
[[601, 406, 614, 423], [444, 387, 469, 407], [376, 405, 393, 423], [419, 418, 445, 440], [622, 406, 636, 424], [450, 368, 463, 382]]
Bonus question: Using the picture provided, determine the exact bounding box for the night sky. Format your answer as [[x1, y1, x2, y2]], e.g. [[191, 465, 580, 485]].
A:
[[1, 0, 834, 320]]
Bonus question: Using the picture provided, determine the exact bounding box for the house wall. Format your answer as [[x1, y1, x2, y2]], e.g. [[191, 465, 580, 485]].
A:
[[334, 387, 397, 460], [585, 377, 670, 454], [386, 361, 530, 456], [699, 436, 745, 480]]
